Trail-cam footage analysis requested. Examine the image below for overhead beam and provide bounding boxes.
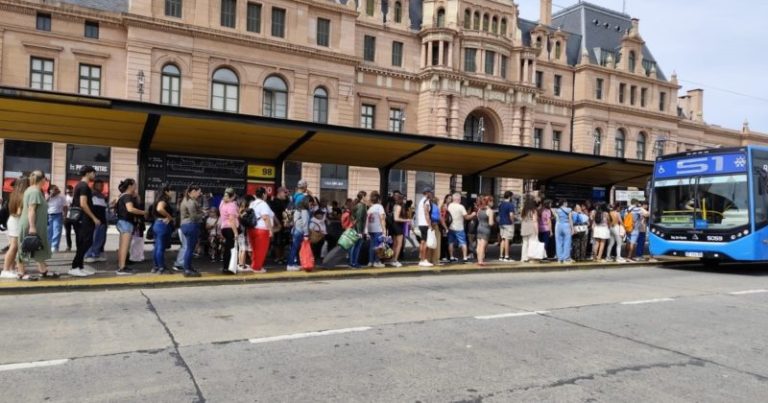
[276,131,316,163]
[383,144,435,170]
[606,172,652,188]
[469,154,530,177]
[137,113,161,198]
[543,162,607,182]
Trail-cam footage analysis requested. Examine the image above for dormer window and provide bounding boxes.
[394,1,402,23]
[628,51,636,73]
[535,36,542,49]
[554,41,562,59]
[436,8,445,28]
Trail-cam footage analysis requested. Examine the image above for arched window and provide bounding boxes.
[263,75,288,118]
[211,67,238,112]
[615,129,626,158]
[160,64,181,106]
[436,8,445,28]
[464,9,471,29]
[593,128,602,155]
[366,0,374,17]
[628,51,636,73]
[555,41,562,59]
[500,18,507,36]
[473,12,480,30]
[482,14,489,31]
[491,16,498,34]
[313,87,328,124]
[394,1,402,24]
[636,132,647,160]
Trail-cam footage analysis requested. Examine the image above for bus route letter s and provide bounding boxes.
[656,153,747,179]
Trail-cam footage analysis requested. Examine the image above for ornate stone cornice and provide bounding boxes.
[573,100,680,124]
[574,63,677,89]
[538,96,572,108]
[357,64,419,80]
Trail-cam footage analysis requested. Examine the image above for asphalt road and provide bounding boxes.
[1,264,767,402]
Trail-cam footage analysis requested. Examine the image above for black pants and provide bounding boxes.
[221,228,235,271]
[72,218,95,269]
[65,220,73,250]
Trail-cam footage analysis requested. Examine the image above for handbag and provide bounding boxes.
[338,228,360,250]
[574,225,588,233]
[67,206,83,223]
[375,243,394,260]
[309,222,325,244]
[130,235,145,262]
[227,243,239,274]
[299,238,315,271]
[426,228,437,249]
[529,240,546,260]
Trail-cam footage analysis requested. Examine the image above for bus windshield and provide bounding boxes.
[652,174,749,230]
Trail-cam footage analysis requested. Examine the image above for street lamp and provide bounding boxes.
[136,70,145,102]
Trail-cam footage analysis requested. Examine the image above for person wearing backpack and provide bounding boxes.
[625,199,649,262]
[248,187,275,273]
[348,192,368,268]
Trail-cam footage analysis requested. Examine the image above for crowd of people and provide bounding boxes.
[0,167,652,281]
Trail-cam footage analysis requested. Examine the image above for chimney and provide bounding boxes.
[540,0,552,26]
[687,89,704,122]
[631,18,640,35]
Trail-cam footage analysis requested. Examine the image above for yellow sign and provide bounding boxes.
[248,164,276,179]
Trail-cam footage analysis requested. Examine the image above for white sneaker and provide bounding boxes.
[95,256,107,262]
[238,266,255,273]
[68,268,90,277]
[84,257,97,263]
[616,257,626,263]
[286,265,301,272]
[83,266,97,275]
[373,262,385,268]
[390,261,403,268]
[418,260,434,267]
[0,270,18,279]
[254,269,267,274]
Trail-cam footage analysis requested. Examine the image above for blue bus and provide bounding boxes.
[649,146,768,262]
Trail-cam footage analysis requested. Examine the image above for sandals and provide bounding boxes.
[39,271,60,279]
[17,274,39,281]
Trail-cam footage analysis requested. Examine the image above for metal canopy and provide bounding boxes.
[0,87,652,188]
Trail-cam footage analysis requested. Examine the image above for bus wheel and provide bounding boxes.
[701,258,720,268]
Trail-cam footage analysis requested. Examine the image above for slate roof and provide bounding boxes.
[60,0,128,13]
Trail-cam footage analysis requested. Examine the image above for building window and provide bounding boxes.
[555,41,562,59]
[165,0,182,18]
[392,41,403,67]
[654,139,664,157]
[464,48,476,72]
[388,169,407,195]
[394,1,403,23]
[211,67,239,113]
[463,9,471,29]
[160,64,181,106]
[554,74,562,96]
[535,71,543,89]
[659,91,667,112]
[630,85,636,105]
[643,59,656,77]
[593,128,602,155]
[84,21,99,39]
[615,129,626,158]
[389,108,404,132]
[313,87,328,124]
[363,35,376,62]
[473,12,480,30]
[436,8,445,27]
[30,57,54,91]
[361,104,375,129]
[500,18,507,35]
[431,42,440,65]
[78,64,101,96]
[316,18,330,47]
[482,14,489,31]
[596,78,604,100]
[263,75,288,118]
[271,7,285,37]
[220,0,236,28]
[415,171,435,194]
[637,132,647,160]
[641,88,647,107]
[247,2,261,33]
[500,56,508,79]
[366,0,374,16]
[553,131,561,151]
[533,128,543,148]
[491,17,498,34]
[628,51,636,73]
[36,13,51,31]
[484,51,495,75]
[619,83,626,103]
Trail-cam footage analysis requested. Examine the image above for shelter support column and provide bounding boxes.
[137,114,160,199]
[379,167,391,196]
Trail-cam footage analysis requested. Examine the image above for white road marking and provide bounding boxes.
[249,327,372,344]
[729,289,768,295]
[0,359,69,372]
[475,311,550,320]
[621,298,675,305]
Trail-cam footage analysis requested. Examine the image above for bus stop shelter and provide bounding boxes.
[0,87,653,196]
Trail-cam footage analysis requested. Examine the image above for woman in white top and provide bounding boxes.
[46,184,66,253]
[592,203,611,261]
[1,178,29,279]
[366,191,387,268]
[246,187,274,273]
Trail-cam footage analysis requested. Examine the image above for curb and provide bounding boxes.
[0,259,685,294]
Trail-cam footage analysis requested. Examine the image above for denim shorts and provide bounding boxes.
[116,219,134,235]
[448,230,467,246]
[628,230,640,245]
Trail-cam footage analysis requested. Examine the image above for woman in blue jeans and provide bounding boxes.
[554,199,574,263]
[287,197,310,271]
[366,191,387,268]
[152,185,175,274]
[179,185,203,277]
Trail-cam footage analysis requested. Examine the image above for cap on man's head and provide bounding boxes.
[422,187,433,194]
[297,179,308,189]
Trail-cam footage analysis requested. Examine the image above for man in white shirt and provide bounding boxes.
[416,187,434,267]
[247,187,275,273]
[447,193,476,263]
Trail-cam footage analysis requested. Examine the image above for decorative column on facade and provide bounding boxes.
[427,42,433,66]
[436,94,449,137]
[544,121,553,149]
[522,104,534,146]
[447,41,453,67]
[437,40,443,66]
[530,59,537,84]
[511,99,523,145]
[449,94,460,139]
[522,58,529,83]
[420,43,426,68]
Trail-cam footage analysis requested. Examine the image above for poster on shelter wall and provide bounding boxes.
[66,145,111,197]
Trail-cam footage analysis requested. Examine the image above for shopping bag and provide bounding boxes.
[426,228,437,249]
[300,238,315,271]
[337,228,360,250]
[130,235,145,262]
[529,240,546,260]
[228,244,239,274]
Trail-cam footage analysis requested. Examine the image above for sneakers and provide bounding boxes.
[94,256,107,262]
[253,268,267,274]
[84,257,96,263]
[172,265,184,272]
[286,265,301,272]
[418,260,434,267]
[449,257,458,263]
[238,266,255,273]
[389,261,403,268]
[115,267,134,276]
[68,268,92,277]
[462,259,470,264]
[83,266,97,275]
[183,270,202,277]
[0,270,18,279]
[372,262,385,268]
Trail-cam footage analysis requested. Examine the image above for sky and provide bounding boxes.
[517,0,768,134]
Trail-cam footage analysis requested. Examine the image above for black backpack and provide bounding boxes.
[0,200,9,231]
[240,208,258,229]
